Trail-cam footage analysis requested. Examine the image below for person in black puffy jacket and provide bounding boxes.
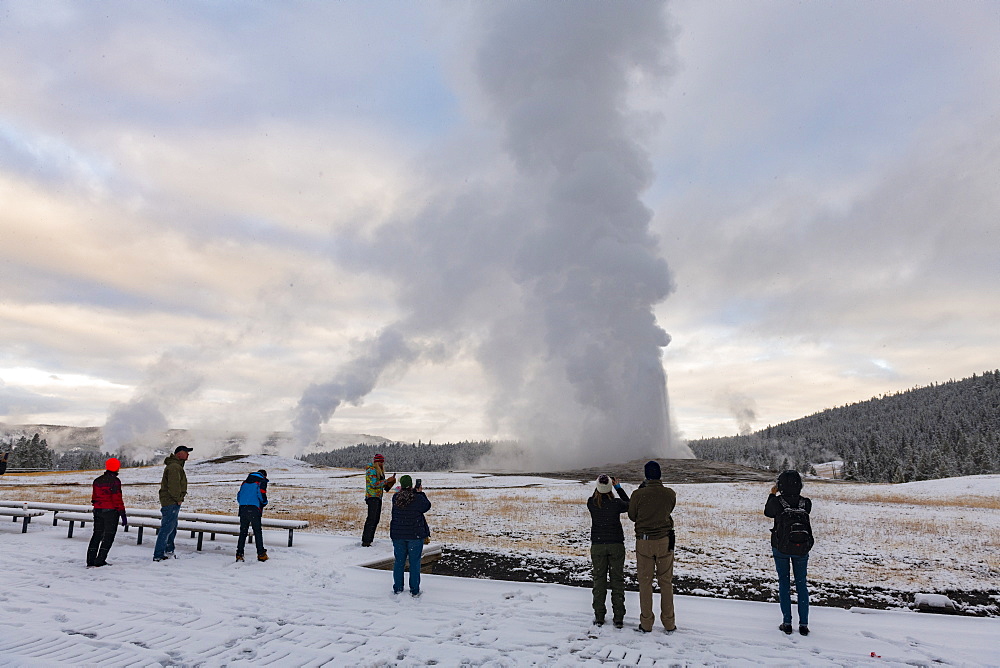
[587,474,630,628]
[764,469,812,636]
[389,475,431,596]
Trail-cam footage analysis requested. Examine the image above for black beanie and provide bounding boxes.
[644,460,661,480]
[777,469,802,495]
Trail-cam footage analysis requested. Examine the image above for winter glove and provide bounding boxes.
[121,511,128,528]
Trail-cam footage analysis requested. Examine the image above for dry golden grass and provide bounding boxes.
[443,488,475,502]
[0,486,91,505]
[811,488,1000,510]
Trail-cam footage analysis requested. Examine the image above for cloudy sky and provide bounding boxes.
[1,1,998,454]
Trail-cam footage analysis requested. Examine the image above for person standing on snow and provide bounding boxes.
[390,475,431,596]
[765,469,813,636]
[153,445,192,562]
[588,474,630,628]
[361,453,396,547]
[0,451,8,475]
[236,469,269,562]
[87,457,127,567]
[627,460,677,634]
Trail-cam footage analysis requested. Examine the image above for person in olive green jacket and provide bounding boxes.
[153,446,192,561]
[627,460,677,633]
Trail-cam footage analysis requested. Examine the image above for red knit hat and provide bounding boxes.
[373,453,385,462]
[105,458,121,472]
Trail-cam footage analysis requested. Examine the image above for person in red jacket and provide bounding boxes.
[88,457,127,567]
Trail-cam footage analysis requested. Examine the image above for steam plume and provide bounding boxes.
[294,1,692,466]
[103,350,204,461]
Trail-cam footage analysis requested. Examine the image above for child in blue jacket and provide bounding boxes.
[236,470,269,562]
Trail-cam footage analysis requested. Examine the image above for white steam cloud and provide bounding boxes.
[294,1,693,467]
[103,350,204,461]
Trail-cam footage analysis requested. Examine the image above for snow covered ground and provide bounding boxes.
[1,457,998,665]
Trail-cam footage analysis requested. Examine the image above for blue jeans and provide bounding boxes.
[154,504,181,559]
[392,539,424,594]
[772,546,809,625]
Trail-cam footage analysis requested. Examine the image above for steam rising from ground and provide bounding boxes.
[295,1,693,467]
[102,350,204,462]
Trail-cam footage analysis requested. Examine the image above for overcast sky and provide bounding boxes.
[1,1,998,451]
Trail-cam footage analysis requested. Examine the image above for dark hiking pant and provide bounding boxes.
[87,509,120,566]
[236,505,265,557]
[361,497,382,545]
[591,543,626,623]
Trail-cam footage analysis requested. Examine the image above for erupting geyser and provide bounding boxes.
[294,0,692,467]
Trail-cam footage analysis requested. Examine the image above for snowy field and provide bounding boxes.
[1,456,999,666]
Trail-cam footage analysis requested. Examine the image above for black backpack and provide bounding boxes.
[773,497,814,555]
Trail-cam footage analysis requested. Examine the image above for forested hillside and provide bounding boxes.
[302,440,503,471]
[688,370,1000,482]
[1,433,146,470]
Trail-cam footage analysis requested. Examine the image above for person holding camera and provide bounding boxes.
[588,474,630,628]
[362,453,396,547]
[389,475,431,597]
[765,470,813,636]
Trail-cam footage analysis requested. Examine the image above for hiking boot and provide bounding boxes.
[236,554,244,562]
[410,590,421,598]
[779,623,793,635]
[635,626,651,634]
[361,542,372,547]
[257,552,268,562]
[613,620,624,629]
[594,616,605,627]
[799,625,809,636]
[153,557,166,562]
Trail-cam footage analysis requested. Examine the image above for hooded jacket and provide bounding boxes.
[237,471,269,508]
[389,489,431,540]
[158,454,188,507]
[92,470,126,512]
[764,470,812,550]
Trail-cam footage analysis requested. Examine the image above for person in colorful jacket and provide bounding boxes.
[88,457,127,567]
[236,469,269,562]
[361,453,396,547]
